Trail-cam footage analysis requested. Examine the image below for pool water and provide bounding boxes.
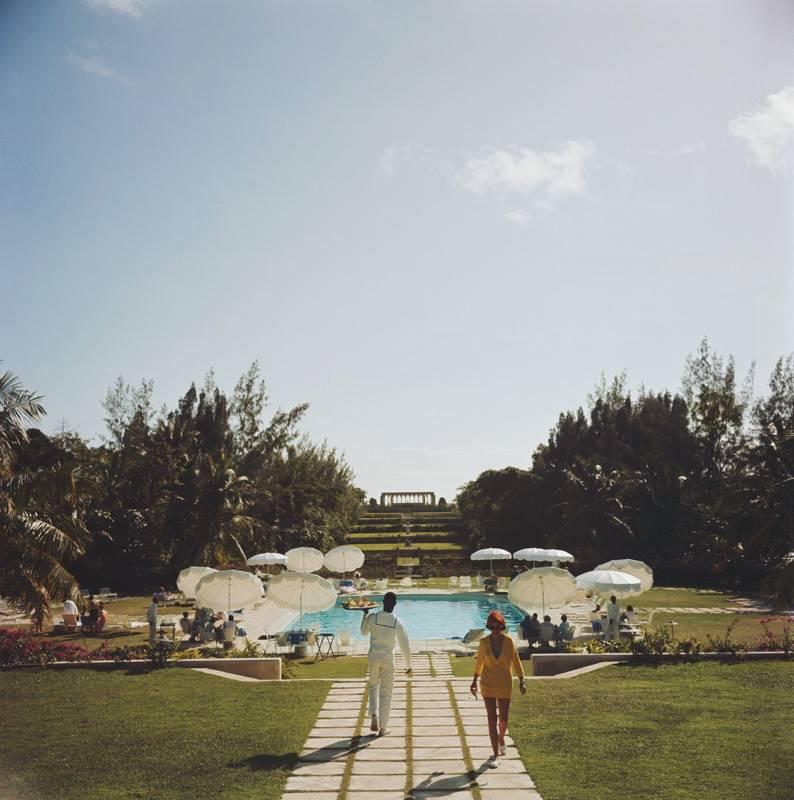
[299,593,524,640]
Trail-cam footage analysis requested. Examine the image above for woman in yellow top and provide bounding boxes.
[470,610,526,767]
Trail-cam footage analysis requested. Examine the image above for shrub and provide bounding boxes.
[755,617,793,657]
[704,621,745,660]
[146,640,176,668]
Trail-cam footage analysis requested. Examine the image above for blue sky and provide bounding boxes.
[1,0,793,500]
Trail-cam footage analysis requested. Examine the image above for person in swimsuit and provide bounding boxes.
[470,610,526,768]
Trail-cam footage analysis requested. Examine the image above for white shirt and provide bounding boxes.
[222,619,236,641]
[360,610,411,669]
[63,600,79,616]
[607,601,620,623]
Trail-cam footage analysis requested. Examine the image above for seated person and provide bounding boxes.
[623,604,636,624]
[179,611,192,638]
[539,615,556,646]
[520,612,541,643]
[556,613,573,641]
[94,602,108,634]
[222,614,237,649]
[213,611,227,643]
[483,575,497,592]
[590,604,603,633]
[337,579,356,595]
[154,586,171,604]
[356,576,369,591]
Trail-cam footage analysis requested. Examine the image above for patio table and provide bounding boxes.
[315,632,335,660]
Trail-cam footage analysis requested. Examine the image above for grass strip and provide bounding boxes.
[447,680,482,800]
[336,680,369,800]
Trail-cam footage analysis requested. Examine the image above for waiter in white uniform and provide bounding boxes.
[357,591,411,736]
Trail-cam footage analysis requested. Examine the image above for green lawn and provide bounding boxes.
[636,587,746,608]
[450,652,534,678]
[0,669,327,800]
[509,662,794,800]
[288,654,368,679]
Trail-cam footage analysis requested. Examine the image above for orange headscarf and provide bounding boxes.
[486,610,506,630]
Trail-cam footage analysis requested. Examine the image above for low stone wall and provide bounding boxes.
[531,651,790,676]
[8,657,282,680]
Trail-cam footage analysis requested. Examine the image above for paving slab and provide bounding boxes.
[465,735,514,748]
[413,735,466,749]
[280,793,338,800]
[409,725,459,736]
[284,775,343,793]
[349,774,407,791]
[469,747,520,762]
[411,760,469,775]
[413,747,467,761]
[346,792,407,800]
[355,747,408,761]
[303,737,357,750]
[472,759,528,774]
[291,760,347,776]
[413,791,474,800]
[351,760,408,775]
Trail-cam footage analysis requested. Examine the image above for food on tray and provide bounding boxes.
[342,597,377,609]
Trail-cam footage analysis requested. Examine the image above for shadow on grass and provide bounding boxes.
[227,753,300,771]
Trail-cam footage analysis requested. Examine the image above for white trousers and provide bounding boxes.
[605,618,619,641]
[149,622,157,643]
[367,654,395,729]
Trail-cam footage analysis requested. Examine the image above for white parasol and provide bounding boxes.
[575,569,643,599]
[513,547,575,564]
[595,558,654,593]
[176,566,217,601]
[267,571,337,627]
[285,547,325,574]
[508,567,577,615]
[324,545,365,576]
[471,547,512,576]
[194,569,264,614]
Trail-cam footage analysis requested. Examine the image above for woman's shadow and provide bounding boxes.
[410,769,477,796]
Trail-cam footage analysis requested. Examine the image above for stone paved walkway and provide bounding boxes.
[282,655,542,800]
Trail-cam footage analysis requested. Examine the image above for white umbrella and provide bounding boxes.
[324,545,365,576]
[176,566,217,600]
[246,552,287,576]
[285,547,325,574]
[595,558,654,593]
[508,567,577,615]
[267,571,337,627]
[471,547,512,576]
[575,569,643,599]
[514,547,574,564]
[194,569,264,614]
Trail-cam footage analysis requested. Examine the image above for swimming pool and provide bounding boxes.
[299,593,524,640]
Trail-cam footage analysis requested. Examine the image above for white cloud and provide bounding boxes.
[84,0,145,17]
[379,148,396,177]
[504,209,531,226]
[648,140,706,159]
[457,140,595,199]
[67,51,128,83]
[729,85,794,172]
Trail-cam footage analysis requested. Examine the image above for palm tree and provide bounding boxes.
[0,369,88,626]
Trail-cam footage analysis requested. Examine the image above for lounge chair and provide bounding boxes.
[375,578,388,591]
[55,613,80,634]
[336,629,352,654]
[399,576,413,588]
[459,576,472,590]
[98,587,118,600]
[496,577,509,592]
[462,628,485,651]
[448,576,459,588]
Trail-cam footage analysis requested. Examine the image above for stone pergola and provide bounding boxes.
[380,491,436,507]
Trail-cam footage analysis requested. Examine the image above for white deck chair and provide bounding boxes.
[448,576,459,588]
[399,576,413,588]
[459,576,472,589]
[496,577,509,591]
[375,578,388,591]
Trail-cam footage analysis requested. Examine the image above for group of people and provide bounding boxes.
[519,612,573,647]
[590,597,635,640]
[63,594,108,635]
[147,597,242,648]
[354,593,524,769]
